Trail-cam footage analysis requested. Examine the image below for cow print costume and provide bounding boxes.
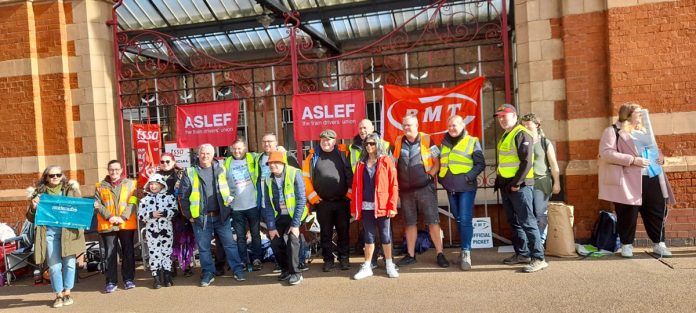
[138,174,177,276]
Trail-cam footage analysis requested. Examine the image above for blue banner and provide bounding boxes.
[642,146,663,178]
[35,194,95,229]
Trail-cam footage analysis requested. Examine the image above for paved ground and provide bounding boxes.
[1,247,695,313]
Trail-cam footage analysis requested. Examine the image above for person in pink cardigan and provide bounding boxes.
[598,102,676,258]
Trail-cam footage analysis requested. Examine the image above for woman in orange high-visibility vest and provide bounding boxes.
[94,160,139,293]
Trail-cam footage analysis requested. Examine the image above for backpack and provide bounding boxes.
[402,230,433,255]
[590,211,620,252]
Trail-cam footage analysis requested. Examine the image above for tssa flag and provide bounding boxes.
[176,101,240,148]
[292,90,366,141]
[132,123,160,187]
[381,77,485,145]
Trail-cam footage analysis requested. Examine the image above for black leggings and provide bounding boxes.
[614,176,668,245]
[101,230,136,284]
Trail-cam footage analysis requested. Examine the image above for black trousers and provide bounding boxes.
[101,230,136,284]
[614,176,668,245]
[270,215,301,274]
[315,199,350,262]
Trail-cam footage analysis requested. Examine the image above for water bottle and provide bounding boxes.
[33,269,42,285]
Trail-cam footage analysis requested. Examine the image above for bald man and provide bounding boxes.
[349,119,391,173]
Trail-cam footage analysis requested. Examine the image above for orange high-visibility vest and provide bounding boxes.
[302,144,352,205]
[393,132,434,172]
[95,179,138,232]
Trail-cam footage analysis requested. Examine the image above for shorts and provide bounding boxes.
[399,184,439,226]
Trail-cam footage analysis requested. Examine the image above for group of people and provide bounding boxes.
[24,101,674,308]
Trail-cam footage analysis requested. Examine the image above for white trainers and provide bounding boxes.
[385,263,399,278]
[460,250,471,271]
[620,244,633,258]
[353,263,373,280]
[653,242,672,257]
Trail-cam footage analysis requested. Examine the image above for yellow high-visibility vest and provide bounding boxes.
[439,135,477,177]
[497,124,534,179]
[266,166,308,221]
[224,153,258,186]
[186,166,232,218]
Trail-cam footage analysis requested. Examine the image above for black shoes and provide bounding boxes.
[397,254,417,267]
[339,259,351,271]
[278,271,291,281]
[436,253,450,268]
[152,274,162,289]
[163,270,174,287]
[322,261,335,272]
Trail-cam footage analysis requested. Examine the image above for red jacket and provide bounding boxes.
[350,155,399,220]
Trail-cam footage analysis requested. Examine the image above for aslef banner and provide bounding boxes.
[292,90,366,141]
[132,123,160,187]
[381,76,485,145]
[176,101,240,148]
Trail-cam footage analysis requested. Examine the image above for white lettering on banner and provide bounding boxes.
[301,104,356,119]
[184,113,233,129]
[135,129,159,143]
[423,105,442,123]
[387,92,479,130]
[52,205,78,213]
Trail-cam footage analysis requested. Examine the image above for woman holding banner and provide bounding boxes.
[26,166,84,308]
[598,102,676,258]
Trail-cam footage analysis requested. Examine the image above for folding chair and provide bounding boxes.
[77,215,105,280]
[1,220,42,286]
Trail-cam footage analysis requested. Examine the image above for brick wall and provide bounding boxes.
[0,76,39,158]
[0,0,85,227]
[562,0,696,244]
[607,0,696,112]
[0,4,31,62]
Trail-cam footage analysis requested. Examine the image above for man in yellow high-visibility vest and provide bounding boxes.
[494,104,547,273]
[262,151,308,285]
[180,143,246,286]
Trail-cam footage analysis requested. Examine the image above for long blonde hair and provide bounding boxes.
[617,102,644,132]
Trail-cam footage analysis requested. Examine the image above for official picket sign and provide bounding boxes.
[472,217,494,249]
[165,142,191,168]
[292,90,366,141]
[381,77,485,145]
[35,194,95,230]
[176,101,240,148]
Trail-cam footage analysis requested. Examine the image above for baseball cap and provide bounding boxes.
[493,104,517,117]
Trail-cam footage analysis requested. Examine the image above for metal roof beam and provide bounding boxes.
[256,0,341,54]
[148,0,453,38]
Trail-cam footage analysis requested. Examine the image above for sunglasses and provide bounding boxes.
[160,160,172,164]
[47,173,63,178]
[365,142,377,146]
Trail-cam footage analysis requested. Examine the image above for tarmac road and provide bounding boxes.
[1,247,695,313]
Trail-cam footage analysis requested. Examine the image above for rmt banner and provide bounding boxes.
[381,77,485,145]
[176,101,240,148]
[292,90,366,141]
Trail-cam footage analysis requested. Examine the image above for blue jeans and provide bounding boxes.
[532,188,550,244]
[447,190,477,251]
[46,227,76,294]
[192,215,244,276]
[501,186,544,260]
[231,207,263,264]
